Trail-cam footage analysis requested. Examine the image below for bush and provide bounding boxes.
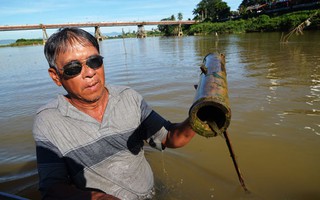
[188,9,319,34]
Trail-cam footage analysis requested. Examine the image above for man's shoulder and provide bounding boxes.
[108,85,141,98]
[36,97,59,115]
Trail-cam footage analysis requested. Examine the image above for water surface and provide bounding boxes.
[0,31,319,199]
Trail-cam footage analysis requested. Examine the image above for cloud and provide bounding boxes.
[0,1,70,15]
[1,7,43,15]
[0,0,197,27]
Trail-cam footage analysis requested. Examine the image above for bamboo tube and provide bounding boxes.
[189,53,249,192]
[189,53,230,137]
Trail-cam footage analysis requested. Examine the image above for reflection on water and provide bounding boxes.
[0,31,319,199]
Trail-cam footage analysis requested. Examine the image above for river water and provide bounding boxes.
[0,31,319,200]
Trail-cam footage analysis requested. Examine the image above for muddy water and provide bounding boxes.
[0,31,319,199]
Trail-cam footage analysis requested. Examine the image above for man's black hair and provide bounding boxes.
[44,27,100,68]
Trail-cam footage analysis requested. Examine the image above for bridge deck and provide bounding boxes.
[0,20,197,31]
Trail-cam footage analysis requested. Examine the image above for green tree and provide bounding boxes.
[178,12,183,20]
[239,0,268,8]
[238,0,270,14]
[158,15,176,36]
[193,0,231,21]
[193,0,207,20]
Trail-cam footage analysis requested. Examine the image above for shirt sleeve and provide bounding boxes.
[143,111,172,151]
[135,107,172,151]
[133,89,172,151]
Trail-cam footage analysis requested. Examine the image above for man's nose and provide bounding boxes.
[82,64,96,78]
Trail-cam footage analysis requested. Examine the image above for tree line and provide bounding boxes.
[192,0,320,21]
[158,0,320,36]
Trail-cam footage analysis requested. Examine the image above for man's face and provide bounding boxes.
[49,41,106,103]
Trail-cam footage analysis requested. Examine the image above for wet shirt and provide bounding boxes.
[33,85,170,199]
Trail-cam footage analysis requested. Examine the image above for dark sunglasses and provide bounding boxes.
[60,55,104,79]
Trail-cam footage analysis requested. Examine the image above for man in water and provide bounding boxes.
[33,27,196,200]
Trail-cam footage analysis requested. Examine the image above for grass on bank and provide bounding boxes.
[0,38,43,47]
[188,9,320,35]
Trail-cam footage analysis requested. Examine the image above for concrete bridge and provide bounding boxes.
[0,20,197,42]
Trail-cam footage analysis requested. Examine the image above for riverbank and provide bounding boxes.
[188,9,320,35]
[0,38,43,47]
[1,9,319,47]
[0,31,164,47]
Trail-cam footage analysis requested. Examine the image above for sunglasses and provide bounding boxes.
[59,55,104,79]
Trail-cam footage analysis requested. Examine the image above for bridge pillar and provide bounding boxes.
[137,25,147,38]
[177,23,183,37]
[94,26,107,41]
[41,26,48,44]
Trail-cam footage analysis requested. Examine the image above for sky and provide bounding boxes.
[0,0,242,40]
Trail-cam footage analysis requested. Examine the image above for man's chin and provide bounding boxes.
[81,94,102,103]
[82,89,106,103]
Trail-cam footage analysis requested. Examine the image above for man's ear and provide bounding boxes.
[48,67,62,86]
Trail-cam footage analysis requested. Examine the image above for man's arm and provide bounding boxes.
[162,118,196,148]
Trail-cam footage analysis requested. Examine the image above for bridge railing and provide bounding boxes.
[0,20,197,31]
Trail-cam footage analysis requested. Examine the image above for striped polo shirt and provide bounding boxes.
[33,85,170,199]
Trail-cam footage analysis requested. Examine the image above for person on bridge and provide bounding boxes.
[32,27,196,200]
